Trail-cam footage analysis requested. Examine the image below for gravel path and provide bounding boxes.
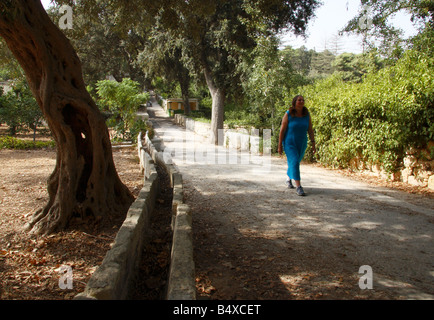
[148,100,434,300]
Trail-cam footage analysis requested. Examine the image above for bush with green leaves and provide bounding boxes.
[0,80,43,138]
[96,78,150,142]
[0,136,55,149]
[296,49,433,173]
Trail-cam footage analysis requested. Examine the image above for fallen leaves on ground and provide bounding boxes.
[0,146,143,300]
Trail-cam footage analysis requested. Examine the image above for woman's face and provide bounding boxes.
[295,96,305,108]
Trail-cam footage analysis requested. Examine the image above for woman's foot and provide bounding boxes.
[296,186,306,196]
[286,179,295,189]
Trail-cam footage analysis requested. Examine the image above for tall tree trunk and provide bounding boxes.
[0,0,134,235]
[174,48,191,115]
[182,93,191,116]
[180,77,191,116]
[203,66,225,145]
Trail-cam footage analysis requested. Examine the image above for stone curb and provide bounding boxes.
[74,111,195,300]
[142,131,196,300]
[74,155,159,300]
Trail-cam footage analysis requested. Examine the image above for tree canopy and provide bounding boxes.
[343,0,433,57]
[55,0,321,143]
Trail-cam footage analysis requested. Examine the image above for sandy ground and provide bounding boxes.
[0,145,143,300]
[148,101,434,300]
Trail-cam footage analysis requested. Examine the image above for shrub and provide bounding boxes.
[0,80,43,137]
[297,49,433,173]
[96,78,150,141]
[0,136,55,149]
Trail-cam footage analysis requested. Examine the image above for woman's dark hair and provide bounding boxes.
[289,95,308,117]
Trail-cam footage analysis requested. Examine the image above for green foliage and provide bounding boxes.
[96,78,148,112]
[0,136,55,149]
[410,25,434,57]
[224,108,261,128]
[1,41,43,139]
[297,49,433,173]
[242,36,291,128]
[342,0,433,59]
[0,38,25,81]
[0,80,43,137]
[332,51,384,82]
[151,76,177,100]
[49,3,146,87]
[309,49,336,79]
[95,78,150,141]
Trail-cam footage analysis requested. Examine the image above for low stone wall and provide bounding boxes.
[142,131,196,300]
[75,126,195,300]
[75,148,160,300]
[174,114,213,139]
[401,145,434,189]
[349,145,433,190]
[173,113,260,154]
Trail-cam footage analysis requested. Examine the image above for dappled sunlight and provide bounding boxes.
[148,98,434,299]
[350,221,382,230]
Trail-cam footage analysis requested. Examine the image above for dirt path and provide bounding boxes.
[148,101,434,300]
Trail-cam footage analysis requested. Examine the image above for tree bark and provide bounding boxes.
[173,48,191,115]
[0,0,134,235]
[203,65,225,145]
[180,78,191,116]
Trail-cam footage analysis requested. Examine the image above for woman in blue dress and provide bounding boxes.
[278,95,316,196]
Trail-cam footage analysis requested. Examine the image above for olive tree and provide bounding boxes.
[0,0,134,235]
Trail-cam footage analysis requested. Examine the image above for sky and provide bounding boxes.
[279,0,419,54]
[42,0,419,54]
[41,0,52,8]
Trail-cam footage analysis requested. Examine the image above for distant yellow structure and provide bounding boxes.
[164,98,199,115]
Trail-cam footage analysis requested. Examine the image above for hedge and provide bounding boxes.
[295,49,433,173]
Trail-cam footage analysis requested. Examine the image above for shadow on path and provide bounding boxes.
[147,99,434,300]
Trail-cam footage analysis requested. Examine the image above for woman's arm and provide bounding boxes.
[308,115,316,154]
[278,113,289,155]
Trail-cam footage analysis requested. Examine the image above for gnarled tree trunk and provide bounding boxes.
[0,0,134,235]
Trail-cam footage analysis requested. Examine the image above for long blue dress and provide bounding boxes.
[283,110,310,181]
